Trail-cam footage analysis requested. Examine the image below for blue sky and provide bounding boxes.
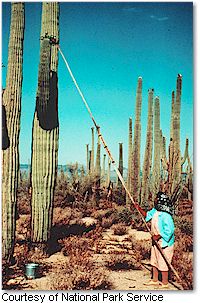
[2,2,193,168]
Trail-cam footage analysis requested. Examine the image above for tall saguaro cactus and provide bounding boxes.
[102,154,106,187]
[126,117,132,203]
[117,143,123,190]
[152,97,161,199]
[172,74,182,192]
[131,77,142,202]
[86,144,89,174]
[168,91,175,191]
[2,3,25,261]
[141,89,154,208]
[91,127,95,174]
[95,138,101,186]
[31,2,59,244]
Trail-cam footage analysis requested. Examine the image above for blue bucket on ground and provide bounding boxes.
[25,263,39,279]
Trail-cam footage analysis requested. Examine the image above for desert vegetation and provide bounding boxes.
[2,2,193,291]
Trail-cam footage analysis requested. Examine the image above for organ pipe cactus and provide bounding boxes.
[2,3,25,261]
[152,97,161,200]
[117,143,123,190]
[31,2,59,244]
[141,89,154,208]
[131,77,142,202]
[168,91,175,190]
[172,74,182,193]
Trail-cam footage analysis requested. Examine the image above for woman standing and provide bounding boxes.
[135,192,175,288]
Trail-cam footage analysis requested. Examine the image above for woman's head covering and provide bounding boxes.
[155,192,174,215]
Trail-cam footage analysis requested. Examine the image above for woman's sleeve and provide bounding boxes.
[145,208,156,222]
[160,214,175,242]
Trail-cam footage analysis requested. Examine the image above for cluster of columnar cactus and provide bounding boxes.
[131,77,142,202]
[2,3,25,260]
[141,89,154,207]
[31,2,59,244]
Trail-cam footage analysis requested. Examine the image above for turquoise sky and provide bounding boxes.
[2,2,193,169]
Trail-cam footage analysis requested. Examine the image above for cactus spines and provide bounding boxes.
[131,77,142,202]
[31,2,59,244]
[141,88,154,208]
[2,3,25,261]
[117,143,123,190]
[91,127,95,174]
[152,96,161,199]
[172,74,182,192]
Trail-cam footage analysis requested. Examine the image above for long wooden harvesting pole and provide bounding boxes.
[56,45,184,289]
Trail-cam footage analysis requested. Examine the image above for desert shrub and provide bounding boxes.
[15,215,31,241]
[98,199,114,210]
[49,239,111,291]
[17,188,31,215]
[112,188,126,205]
[84,225,103,241]
[49,261,111,290]
[59,235,94,257]
[133,240,151,260]
[101,217,114,229]
[105,253,141,271]
[14,243,47,268]
[175,228,193,252]
[52,207,83,226]
[112,223,127,235]
[116,207,133,225]
[175,217,193,236]
[172,250,193,290]
[91,209,113,220]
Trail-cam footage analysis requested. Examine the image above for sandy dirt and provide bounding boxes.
[7,220,181,291]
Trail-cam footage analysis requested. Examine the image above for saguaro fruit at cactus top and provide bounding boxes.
[2,3,25,261]
[31,2,59,243]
